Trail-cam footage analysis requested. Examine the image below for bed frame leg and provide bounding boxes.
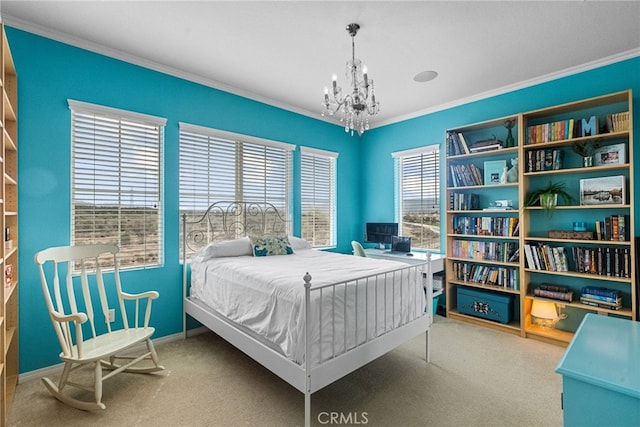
[425,329,431,363]
[305,392,311,427]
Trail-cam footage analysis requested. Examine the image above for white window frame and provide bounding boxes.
[392,144,440,251]
[179,122,294,241]
[300,147,338,249]
[69,99,166,269]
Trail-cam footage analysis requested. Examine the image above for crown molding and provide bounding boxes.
[373,48,640,129]
[1,14,321,119]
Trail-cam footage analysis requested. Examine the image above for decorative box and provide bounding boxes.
[457,287,513,324]
[548,230,594,240]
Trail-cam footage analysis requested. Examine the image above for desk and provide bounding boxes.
[364,249,445,272]
[555,313,640,426]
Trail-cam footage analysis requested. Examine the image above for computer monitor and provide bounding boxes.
[365,222,399,249]
[391,236,411,253]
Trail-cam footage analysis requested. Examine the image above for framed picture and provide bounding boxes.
[483,160,506,186]
[594,143,626,166]
[580,175,626,206]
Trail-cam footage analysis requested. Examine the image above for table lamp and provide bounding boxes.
[531,300,565,328]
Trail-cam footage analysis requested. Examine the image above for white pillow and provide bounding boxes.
[288,235,312,250]
[201,237,252,259]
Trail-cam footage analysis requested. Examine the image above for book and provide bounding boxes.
[534,287,573,302]
[581,286,621,299]
[469,144,503,153]
[580,298,622,310]
[457,132,470,154]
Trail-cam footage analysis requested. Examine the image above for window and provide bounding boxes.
[69,100,165,269]
[300,147,338,248]
[393,145,440,251]
[179,123,294,244]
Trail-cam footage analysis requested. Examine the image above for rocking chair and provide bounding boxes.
[34,244,164,410]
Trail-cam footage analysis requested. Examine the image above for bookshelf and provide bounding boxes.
[1,24,18,426]
[445,115,522,335]
[521,90,634,345]
[445,90,635,345]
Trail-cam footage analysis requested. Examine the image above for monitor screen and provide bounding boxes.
[365,222,399,246]
[391,236,411,253]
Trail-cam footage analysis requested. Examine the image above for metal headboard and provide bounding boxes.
[181,200,288,256]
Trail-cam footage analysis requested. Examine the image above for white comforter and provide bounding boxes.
[190,249,426,366]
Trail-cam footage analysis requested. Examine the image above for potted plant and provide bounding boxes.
[525,181,574,215]
[572,137,603,167]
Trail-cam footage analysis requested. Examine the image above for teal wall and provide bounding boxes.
[7,27,361,372]
[361,57,640,250]
[7,24,640,373]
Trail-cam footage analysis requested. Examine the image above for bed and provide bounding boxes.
[182,201,433,426]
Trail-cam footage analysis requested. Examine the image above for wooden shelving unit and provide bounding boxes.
[1,24,18,427]
[444,114,522,336]
[445,90,636,346]
[521,90,634,345]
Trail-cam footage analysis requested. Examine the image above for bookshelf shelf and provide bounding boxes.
[524,163,629,176]
[445,90,635,346]
[525,294,634,317]
[448,234,520,241]
[448,309,522,334]
[525,236,631,245]
[449,279,520,294]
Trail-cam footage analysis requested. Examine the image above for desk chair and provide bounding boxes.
[351,241,366,257]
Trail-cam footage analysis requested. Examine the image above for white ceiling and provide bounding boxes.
[2,1,640,129]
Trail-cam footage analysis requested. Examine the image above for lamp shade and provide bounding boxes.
[531,300,559,320]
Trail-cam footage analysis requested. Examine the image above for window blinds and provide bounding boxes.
[179,123,294,237]
[300,147,337,248]
[393,145,440,251]
[69,100,166,269]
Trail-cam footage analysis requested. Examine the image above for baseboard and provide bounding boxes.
[17,330,202,384]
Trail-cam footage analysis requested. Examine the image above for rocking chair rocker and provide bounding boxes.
[34,244,164,410]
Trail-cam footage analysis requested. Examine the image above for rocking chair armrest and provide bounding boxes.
[121,290,160,301]
[51,310,88,325]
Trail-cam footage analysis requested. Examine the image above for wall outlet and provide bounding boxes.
[108,308,115,323]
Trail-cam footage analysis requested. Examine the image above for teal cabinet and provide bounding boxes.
[556,314,640,426]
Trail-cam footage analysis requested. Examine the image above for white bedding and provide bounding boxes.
[190,248,427,366]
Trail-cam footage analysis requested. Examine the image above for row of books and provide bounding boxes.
[523,244,569,272]
[531,284,625,310]
[525,148,563,172]
[449,163,483,187]
[449,192,480,211]
[573,246,631,278]
[606,112,630,133]
[525,243,631,278]
[452,262,519,290]
[580,286,622,310]
[594,215,629,241]
[452,216,519,237]
[446,131,471,156]
[451,240,518,263]
[533,283,573,302]
[526,118,580,144]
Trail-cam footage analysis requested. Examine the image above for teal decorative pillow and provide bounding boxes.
[249,235,294,257]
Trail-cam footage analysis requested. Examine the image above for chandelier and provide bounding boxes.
[322,23,380,136]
